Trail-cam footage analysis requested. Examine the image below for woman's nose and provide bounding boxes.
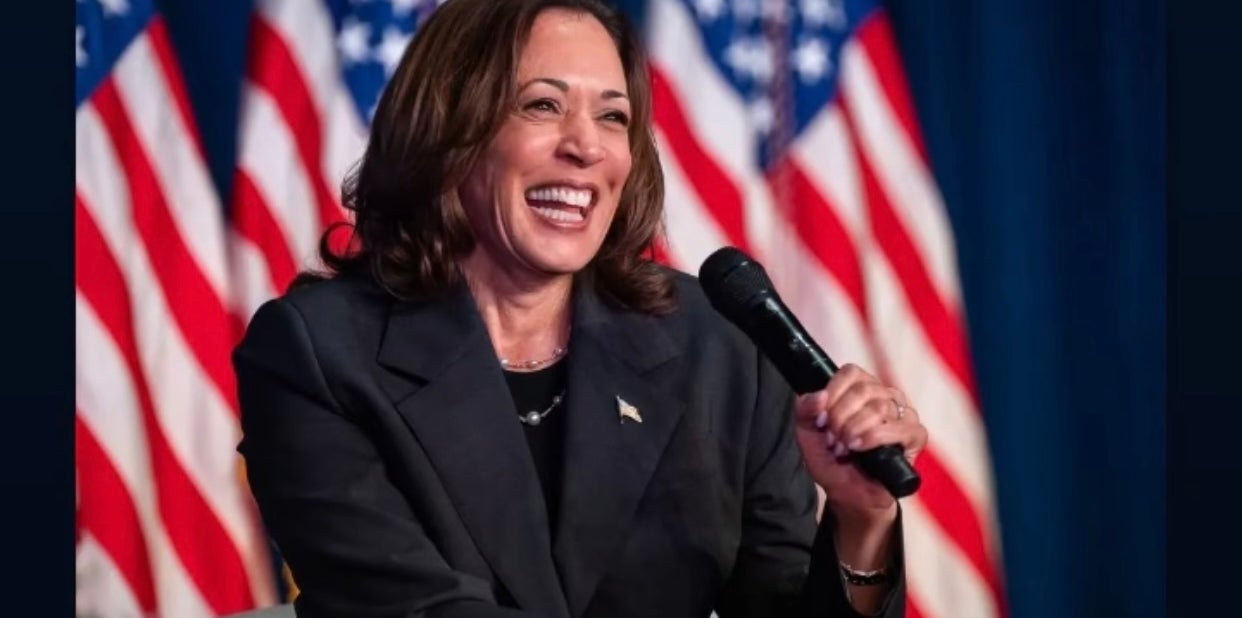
[557,112,605,167]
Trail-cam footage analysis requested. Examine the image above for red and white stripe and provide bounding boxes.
[648,1,1006,616]
[230,0,366,327]
[75,16,276,617]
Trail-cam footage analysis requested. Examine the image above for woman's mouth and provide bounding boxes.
[524,185,595,225]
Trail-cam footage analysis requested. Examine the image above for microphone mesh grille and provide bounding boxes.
[698,247,776,320]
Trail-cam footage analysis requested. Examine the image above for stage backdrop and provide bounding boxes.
[144,0,1164,616]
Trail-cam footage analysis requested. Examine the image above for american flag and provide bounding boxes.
[230,0,432,324]
[77,0,1003,615]
[648,1,1006,616]
[75,0,277,616]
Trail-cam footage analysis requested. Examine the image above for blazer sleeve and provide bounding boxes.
[714,352,906,618]
[235,298,542,618]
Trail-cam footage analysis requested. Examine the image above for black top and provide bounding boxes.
[503,359,568,533]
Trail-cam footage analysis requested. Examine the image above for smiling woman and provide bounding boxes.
[233,1,928,617]
[458,9,636,288]
[314,0,671,316]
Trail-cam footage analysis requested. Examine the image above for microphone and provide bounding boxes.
[699,246,921,498]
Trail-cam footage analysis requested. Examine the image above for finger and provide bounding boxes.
[823,382,892,458]
[889,388,910,410]
[848,420,929,460]
[823,379,890,437]
[838,399,895,451]
[821,364,875,409]
[794,391,832,431]
[894,401,920,425]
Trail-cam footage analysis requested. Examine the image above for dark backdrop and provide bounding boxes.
[157,1,1165,616]
[883,1,1165,617]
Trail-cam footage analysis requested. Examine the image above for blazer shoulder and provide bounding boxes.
[239,272,392,363]
[280,272,389,318]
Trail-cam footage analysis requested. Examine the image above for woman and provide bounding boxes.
[234,0,929,616]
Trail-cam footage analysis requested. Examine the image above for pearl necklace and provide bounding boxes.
[498,345,567,371]
[517,390,566,427]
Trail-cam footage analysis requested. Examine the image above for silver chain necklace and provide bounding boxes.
[499,345,567,371]
[518,389,566,427]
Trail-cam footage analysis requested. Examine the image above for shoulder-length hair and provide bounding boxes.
[308,0,675,313]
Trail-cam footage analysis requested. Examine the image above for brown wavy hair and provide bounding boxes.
[305,0,675,313]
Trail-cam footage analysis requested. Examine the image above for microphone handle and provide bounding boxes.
[751,297,921,498]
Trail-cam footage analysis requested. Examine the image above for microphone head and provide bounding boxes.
[698,247,777,324]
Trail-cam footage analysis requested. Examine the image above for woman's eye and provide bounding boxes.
[525,99,559,113]
[602,111,630,126]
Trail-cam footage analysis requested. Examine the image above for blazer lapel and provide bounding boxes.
[553,286,686,617]
[376,285,570,618]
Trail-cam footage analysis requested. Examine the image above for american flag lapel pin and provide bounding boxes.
[617,396,642,424]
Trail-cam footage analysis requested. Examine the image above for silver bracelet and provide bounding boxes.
[839,560,891,586]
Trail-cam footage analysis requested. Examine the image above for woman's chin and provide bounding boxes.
[519,248,596,277]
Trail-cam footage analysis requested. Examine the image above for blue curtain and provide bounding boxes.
[159,1,1165,615]
[883,0,1165,616]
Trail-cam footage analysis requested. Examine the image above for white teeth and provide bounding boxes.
[525,186,593,207]
[531,206,586,223]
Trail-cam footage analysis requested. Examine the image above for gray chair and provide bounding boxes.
[221,603,296,618]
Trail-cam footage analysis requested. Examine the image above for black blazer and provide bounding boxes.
[235,270,905,618]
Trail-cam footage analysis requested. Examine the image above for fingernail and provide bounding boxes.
[848,437,863,451]
[825,431,837,447]
[815,411,828,430]
[834,442,848,458]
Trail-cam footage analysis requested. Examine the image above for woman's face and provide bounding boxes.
[459,9,633,283]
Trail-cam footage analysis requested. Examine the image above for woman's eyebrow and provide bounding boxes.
[520,77,629,101]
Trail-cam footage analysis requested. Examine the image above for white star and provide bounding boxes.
[792,38,831,83]
[337,17,372,66]
[390,0,423,15]
[97,0,129,17]
[760,0,789,24]
[724,36,774,83]
[693,0,726,21]
[733,0,760,24]
[374,26,412,76]
[800,0,847,30]
[749,97,774,134]
[76,26,88,67]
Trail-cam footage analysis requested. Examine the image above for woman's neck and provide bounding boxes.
[461,252,574,369]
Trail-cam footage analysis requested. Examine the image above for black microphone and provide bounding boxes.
[699,246,921,498]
